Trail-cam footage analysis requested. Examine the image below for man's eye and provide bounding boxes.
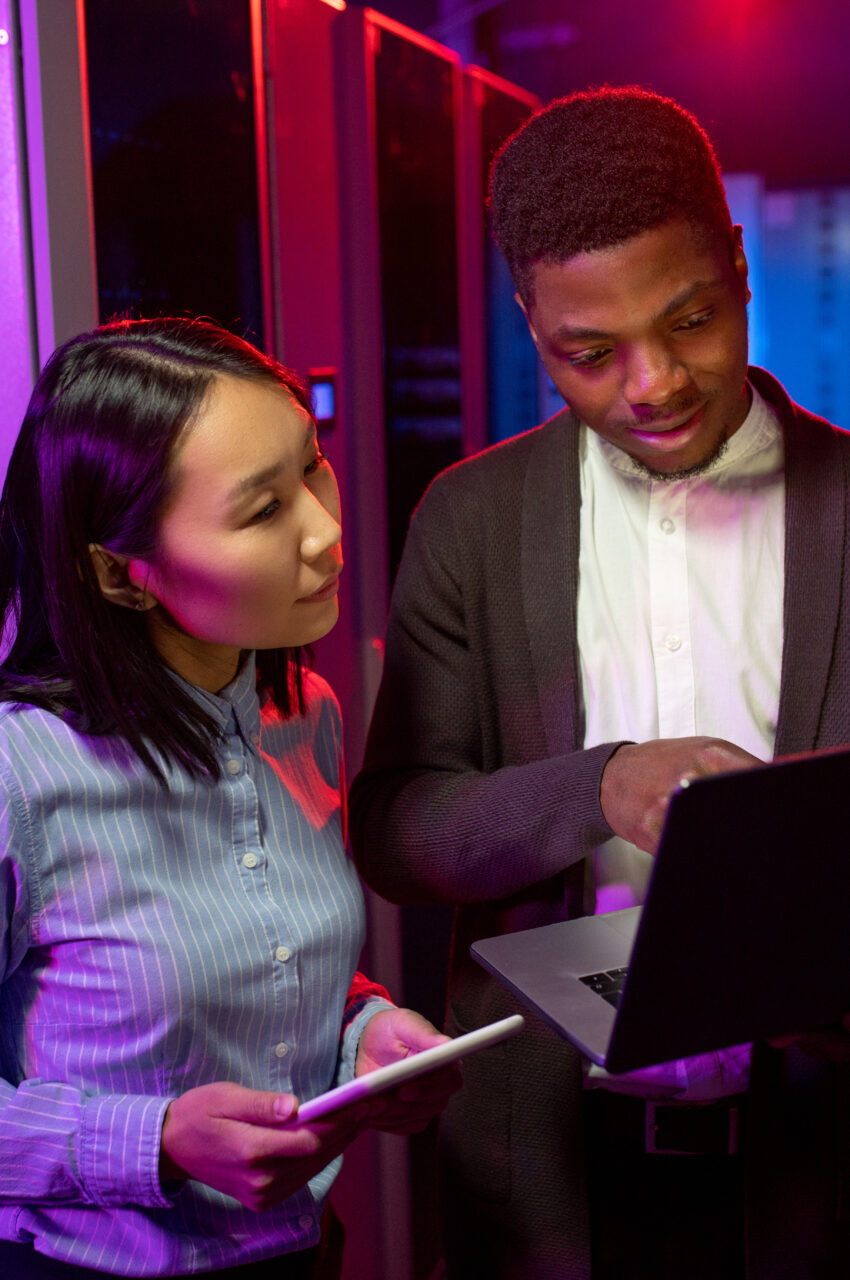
[567,348,610,369]
[676,310,714,332]
[304,447,327,477]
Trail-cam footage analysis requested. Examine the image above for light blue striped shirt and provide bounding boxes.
[0,656,386,1274]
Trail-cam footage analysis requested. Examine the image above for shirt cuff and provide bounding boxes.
[80,1093,176,1208]
[337,997,396,1085]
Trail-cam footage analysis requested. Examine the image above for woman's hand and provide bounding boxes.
[354,1007,463,1134]
[159,1081,367,1211]
[159,1009,462,1210]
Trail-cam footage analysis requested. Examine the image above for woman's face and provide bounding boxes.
[130,373,342,692]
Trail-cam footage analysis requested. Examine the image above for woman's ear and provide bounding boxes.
[88,543,157,612]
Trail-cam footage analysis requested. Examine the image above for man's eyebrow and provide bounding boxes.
[551,321,612,344]
[226,420,317,503]
[550,279,727,346]
[657,278,726,320]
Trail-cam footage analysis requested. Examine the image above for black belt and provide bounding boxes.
[586,1088,746,1155]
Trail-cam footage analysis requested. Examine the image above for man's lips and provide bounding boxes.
[627,404,705,447]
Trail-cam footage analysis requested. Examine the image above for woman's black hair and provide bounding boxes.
[0,316,316,781]
[489,85,735,305]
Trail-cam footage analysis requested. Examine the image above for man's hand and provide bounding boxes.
[600,737,764,854]
[354,1007,463,1135]
[160,1081,367,1211]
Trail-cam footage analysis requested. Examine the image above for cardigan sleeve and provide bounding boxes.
[349,474,621,907]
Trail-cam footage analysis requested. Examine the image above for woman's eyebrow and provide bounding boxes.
[226,422,316,503]
[227,463,284,503]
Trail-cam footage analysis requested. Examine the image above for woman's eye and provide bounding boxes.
[304,447,327,477]
[253,499,280,523]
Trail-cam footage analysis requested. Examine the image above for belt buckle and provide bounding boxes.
[644,1099,740,1155]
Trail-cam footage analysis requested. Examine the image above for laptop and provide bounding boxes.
[471,748,850,1073]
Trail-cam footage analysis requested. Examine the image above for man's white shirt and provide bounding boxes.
[577,384,785,1096]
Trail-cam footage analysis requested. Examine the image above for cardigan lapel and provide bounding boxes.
[521,409,584,758]
[753,369,848,755]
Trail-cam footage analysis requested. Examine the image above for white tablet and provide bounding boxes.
[292,1013,525,1125]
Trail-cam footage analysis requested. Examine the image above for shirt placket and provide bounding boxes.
[224,721,297,1093]
[648,482,696,739]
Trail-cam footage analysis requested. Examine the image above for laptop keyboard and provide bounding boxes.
[579,966,628,1008]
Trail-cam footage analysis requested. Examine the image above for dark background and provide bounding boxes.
[355,0,850,188]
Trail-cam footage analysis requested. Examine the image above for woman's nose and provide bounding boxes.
[300,488,342,562]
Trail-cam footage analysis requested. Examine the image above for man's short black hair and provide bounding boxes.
[488,85,734,305]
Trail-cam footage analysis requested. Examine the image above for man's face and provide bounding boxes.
[521,219,752,478]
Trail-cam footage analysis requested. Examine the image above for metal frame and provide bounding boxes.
[18,0,97,369]
[460,63,539,454]
[0,0,38,478]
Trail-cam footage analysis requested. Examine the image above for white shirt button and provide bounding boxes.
[274,1042,289,1058]
[226,758,241,775]
[659,516,676,534]
[241,852,259,869]
[275,945,291,963]
[664,633,683,652]
[299,1214,314,1231]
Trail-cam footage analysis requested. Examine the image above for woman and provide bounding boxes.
[0,317,457,1278]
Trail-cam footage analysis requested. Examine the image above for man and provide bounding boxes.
[350,87,850,1278]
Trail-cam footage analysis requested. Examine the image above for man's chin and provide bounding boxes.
[628,431,730,482]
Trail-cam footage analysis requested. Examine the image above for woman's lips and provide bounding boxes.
[298,574,341,603]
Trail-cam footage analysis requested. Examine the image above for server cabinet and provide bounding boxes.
[84,0,270,345]
[334,9,466,583]
[763,187,850,432]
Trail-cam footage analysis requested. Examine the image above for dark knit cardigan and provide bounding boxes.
[351,368,850,1279]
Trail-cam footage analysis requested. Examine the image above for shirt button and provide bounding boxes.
[274,1042,289,1058]
[226,759,241,775]
[664,633,683,652]
[251,732,260,746]
[242,852,259,869]
[659,516,676,534]
[299,1214,314,1231]
[275,945,291,963]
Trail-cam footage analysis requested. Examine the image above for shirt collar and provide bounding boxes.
[171,652,263,748]
[586,382,783,482]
